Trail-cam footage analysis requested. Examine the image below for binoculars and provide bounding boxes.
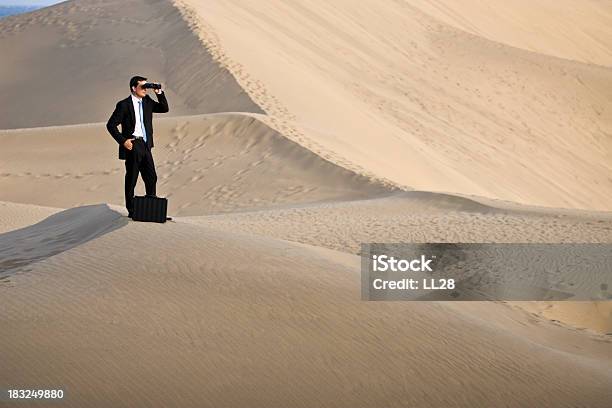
[142,82,162,90]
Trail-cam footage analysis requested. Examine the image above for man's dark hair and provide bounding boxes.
[129,75,147,92]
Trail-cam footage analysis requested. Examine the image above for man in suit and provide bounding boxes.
[106,75,169,218]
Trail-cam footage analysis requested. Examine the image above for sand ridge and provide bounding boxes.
[2,0,611,209]
[0,0,263,129]
[0,201,63,234]
[403,0,612,67]
[1,202,611,407]
[175,0,612,211]
[0,113,398,215]
[0,0,611,406]
[0,204,126,278]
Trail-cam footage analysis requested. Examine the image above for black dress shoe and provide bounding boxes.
[128,211,134,218]
[166,216,173,221]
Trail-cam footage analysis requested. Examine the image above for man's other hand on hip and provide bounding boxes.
[123,138,135,150]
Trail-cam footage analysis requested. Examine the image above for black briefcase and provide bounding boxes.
[132,195,168,223]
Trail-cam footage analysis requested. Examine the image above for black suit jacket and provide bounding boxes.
[106,92,169,160]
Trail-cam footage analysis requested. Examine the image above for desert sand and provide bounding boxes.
[175,0,612,210]
[2,199,612,407]
[0,0,611,407]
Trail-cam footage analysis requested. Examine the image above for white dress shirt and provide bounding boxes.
[130,94,145,138]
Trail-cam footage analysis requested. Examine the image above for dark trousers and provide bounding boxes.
[125,138,157,213]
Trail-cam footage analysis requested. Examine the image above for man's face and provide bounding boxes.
[132,80,147,98]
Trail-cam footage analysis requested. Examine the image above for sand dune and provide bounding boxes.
[180,190,612,332]
[0,0,262,129]
[405,0,612,67]
[2,0,611,209]
[0,204,126,277]
[0,201,62,234]
[1,0,611,406]
[1,202,611,408]
[514,301,612,335]
[180,190,612,255]
[176,0,612,210]
[0,113,396,215]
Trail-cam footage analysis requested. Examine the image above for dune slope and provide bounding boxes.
[0,204,126,277]
[1,1,611,406]
[175,0,612,211]
[0,0,263,129]
[0,201,62,234]
[180,190,612,333]
[1,203,611,408]
[405,0,612,66]
[0,113,397,215]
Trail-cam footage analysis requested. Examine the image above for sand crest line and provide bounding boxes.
[171,0,405,191]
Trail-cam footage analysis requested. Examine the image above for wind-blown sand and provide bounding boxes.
[2,201,611,408]
[0,201,62,234]
[403,0,612,67]
[175,0,612,210]
[0,114,396,215]
[0,0,611,407]
[0,0,262,129]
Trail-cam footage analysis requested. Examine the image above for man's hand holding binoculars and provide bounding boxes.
[141,82,163,94]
